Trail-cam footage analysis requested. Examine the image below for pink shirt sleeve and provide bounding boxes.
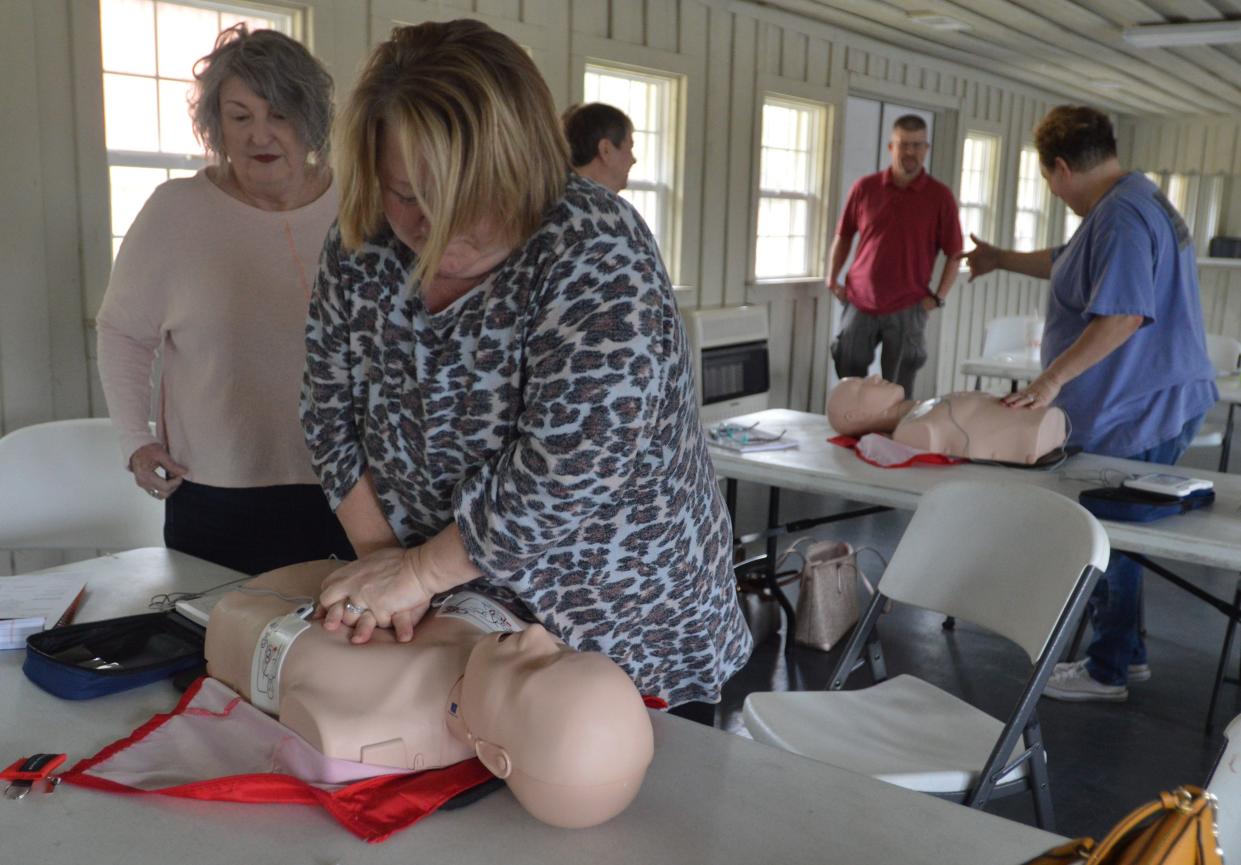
[96,200,168,467]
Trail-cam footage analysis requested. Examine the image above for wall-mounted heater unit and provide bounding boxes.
[685,305,770,424]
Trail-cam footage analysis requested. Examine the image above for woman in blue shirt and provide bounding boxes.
[961,105,1216,701]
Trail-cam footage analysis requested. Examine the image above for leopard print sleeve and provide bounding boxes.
[301,222,366,509]
[452,235,669,574]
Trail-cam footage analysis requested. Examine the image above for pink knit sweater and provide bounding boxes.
[96,171,338,488]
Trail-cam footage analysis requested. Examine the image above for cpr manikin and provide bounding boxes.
[205,561,654,828]
[826,375,1067,464]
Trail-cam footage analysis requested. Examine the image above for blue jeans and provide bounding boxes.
[1085,414,1206,686]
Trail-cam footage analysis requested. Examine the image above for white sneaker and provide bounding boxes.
[1128,663,1151,683]
[1044,660,1128,702]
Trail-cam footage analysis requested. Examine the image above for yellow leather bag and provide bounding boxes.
[1022,787,1223,865]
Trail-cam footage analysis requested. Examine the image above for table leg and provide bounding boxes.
[765,487,797,648]
[1122,552,1241,733]
[1220,403,1238,474]
[1206,575,1241,735]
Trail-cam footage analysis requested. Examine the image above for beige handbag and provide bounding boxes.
[777,539,877,652]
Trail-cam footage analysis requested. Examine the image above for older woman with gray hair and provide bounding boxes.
[97,24,353,574]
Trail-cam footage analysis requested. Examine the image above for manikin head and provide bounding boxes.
[450,624,654,828]
[827,375,910,436]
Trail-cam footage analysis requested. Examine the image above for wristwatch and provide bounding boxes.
[927,292,945,308]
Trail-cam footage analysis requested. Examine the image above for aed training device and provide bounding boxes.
[1079,484,1215,523]
[1122,473,1214,498]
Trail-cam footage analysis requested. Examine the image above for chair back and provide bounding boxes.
[1209,714,1241,861]
[1205,333,1241,374]
[982,315,1041,357]
[878,480,1109,662]
[0,419,164,550]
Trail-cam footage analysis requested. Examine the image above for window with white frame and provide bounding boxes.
[1198,174,1223,255]
[1166,172,1191,218]
[1063,206,1083,243]
[958,132,1000,245]
[584,64,679,270]
[100,0,297,260]
[754,95,827,279]
[1012,146,1049,252]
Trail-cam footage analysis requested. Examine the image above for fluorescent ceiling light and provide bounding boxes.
[1122,20,1241,48]
[907,11,971,32]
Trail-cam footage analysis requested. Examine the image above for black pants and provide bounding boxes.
[164,480,355,575]
[669,700,717,727]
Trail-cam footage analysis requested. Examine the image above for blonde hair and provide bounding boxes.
[335,20,569,285]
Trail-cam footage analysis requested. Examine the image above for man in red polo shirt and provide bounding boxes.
[828,114,963,396]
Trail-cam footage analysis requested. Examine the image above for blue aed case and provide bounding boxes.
[1078,485,1215,523]
[23,612,205,700]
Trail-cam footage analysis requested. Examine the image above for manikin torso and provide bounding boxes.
[206,560,505,770]
[204,561,656,828]
[893,391,1067,463]
[827,376,1066,465]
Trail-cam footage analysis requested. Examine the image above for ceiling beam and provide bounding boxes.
[915,0,1241,112]
[758,0,1168,114]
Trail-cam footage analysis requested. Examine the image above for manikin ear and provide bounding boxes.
[474,740,512,779]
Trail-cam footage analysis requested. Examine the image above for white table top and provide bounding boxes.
[1215,378,1241,406]
[959,353,1041,381]
[711,409,1241,571]
[0,548,1061,865]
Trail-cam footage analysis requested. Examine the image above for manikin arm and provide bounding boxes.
[1003,314,1143,409]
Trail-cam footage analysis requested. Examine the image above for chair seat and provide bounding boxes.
[1190,422,1224,449]
[743,674,1030,794]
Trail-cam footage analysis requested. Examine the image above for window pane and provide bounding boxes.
[104,73,160,151]
[585,64,678,267]
[109,165,167,237]
[1064,208,1083,242]
[621,188,659,240]
[629,130,657,185]
[959,133,998,242]
[1166,173,1188,215]
[756,95,824,278]
[155,1,220,79]
[101,0,156,76]
[158,78,200,154]
[220,12,290,34]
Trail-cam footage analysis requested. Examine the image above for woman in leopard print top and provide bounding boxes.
[300,20,751,707]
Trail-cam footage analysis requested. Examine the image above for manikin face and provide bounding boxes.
[218,77,310,198]
[888,126,930,183]
[598,131,637,193]
[376,124,512,280]
[458,624,651,780]
[826,375,908,436]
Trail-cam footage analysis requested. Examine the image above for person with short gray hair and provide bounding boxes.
[562,102,636,193]
[96,24,352,575]
[191,26,333,166]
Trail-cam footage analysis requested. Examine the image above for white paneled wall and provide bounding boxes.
[5,0,1188,570]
